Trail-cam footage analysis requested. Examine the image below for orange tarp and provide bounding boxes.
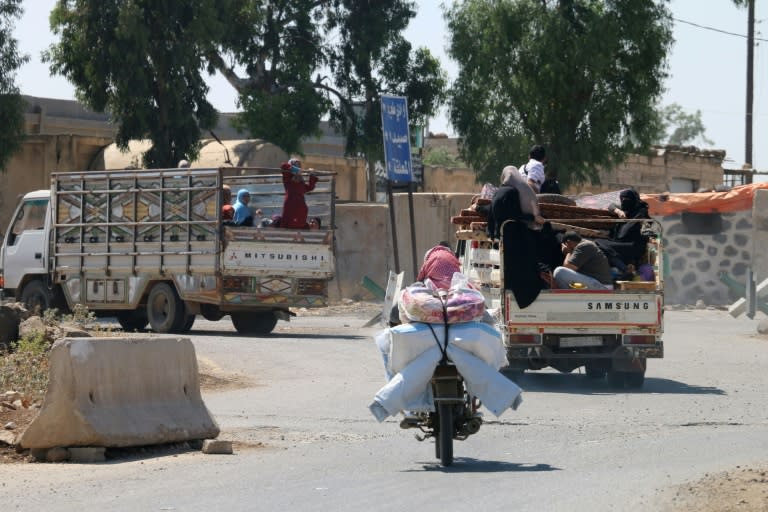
[641,183,768,216]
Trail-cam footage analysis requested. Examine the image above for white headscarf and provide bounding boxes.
[500,165,540,218]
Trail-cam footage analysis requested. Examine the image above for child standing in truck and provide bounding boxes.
[279,158,319,229]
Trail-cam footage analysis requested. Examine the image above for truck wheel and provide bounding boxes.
[178,313,195,333]
[585,364,608,379]
[625,371,645,389]
[501,368,524,383]
[200,304,224,322]
[607,370,625,389]
[231,311,278,335]
[116,309,148,332]
[20,280,54,315]
[147,283,184,334]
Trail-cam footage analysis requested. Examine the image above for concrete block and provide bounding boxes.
[728,276,768,317]
[29,448,48,461]
[202,439,233,455]
[19,337,219,449]
[46,447,69,462]
[68,447,106,463]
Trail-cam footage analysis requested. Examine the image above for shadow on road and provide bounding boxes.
[413,459,560,473]
[185,329,367,341]
[513,373,725,395]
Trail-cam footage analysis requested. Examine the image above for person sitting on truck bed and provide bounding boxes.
[232,189,254,226]
[483,165,545,239]
[597,188,651,268]
[553,231,613,290]
[279,158,319,229]
[221,185,234,222]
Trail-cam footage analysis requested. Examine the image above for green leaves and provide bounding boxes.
[446,0,673,188]
[45,0,226,168]
[0,0,28,171]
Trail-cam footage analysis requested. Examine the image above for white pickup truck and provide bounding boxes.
[0,167,336,334]
[457,216,664,389]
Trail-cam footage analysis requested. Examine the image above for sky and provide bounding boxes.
[11,0,766,170]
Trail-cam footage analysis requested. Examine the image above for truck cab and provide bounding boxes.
[0,190,60,311]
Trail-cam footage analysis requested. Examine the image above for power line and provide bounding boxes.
[675,17,768,42]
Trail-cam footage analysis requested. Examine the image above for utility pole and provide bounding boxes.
[745,0,755,167]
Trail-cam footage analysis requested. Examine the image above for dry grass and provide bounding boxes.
[0,332,50,402]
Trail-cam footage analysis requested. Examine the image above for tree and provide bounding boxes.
[657,104,713,147]
[46,1,446,182]
[445,0,673,187]
[0,0,28,172]
[324,1,447,200]
[44,1,227,168]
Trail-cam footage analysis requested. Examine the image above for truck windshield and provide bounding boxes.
[11,199,48,236]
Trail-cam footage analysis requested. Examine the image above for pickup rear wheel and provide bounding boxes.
[231,311,278,335]
[20,280,54,315]
[585,364,608,379]
[147,283,184,334]
[116,309,148,332]
[177,313,195,333]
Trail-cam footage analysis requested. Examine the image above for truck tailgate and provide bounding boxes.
[504,290,662,328]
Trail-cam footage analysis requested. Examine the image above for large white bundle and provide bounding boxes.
[370,343,522,421]
[381,321,507,375]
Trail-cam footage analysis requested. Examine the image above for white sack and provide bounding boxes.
[384,321,507,374]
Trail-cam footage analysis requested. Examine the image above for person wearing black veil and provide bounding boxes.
[596,189,651,271]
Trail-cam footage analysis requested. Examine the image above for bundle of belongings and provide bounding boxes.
[369,273,523,422]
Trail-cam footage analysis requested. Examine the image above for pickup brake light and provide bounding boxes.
[623,335,656,345]
[507,334,541,344]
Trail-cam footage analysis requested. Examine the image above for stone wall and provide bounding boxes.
[659,210,752,306]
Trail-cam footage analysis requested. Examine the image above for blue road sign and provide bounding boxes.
[380,95,413,183]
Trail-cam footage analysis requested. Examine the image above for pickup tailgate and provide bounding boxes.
[505,290,662,329]
[222,228,334,278]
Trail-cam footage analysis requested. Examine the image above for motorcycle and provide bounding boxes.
[400,355,483,467]
[395,290,483,467]
[376,285,519,467]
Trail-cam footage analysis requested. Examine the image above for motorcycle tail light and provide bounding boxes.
[471,240,479,249]
[623,335,656,345]
[507,334,541,344]
[0,275,4,288]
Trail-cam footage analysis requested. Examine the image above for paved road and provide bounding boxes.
[2,309,767,511]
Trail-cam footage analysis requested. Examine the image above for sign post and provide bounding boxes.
[381,95,418,281]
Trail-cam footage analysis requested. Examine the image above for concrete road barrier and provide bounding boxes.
[20,337,220,449]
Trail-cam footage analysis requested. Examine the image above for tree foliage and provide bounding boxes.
[445,0,673,187]
[45,0,446,177]
[0,0,28,172]
[657,103,713,146]
[45,1,229,168]
[324,1,447,199]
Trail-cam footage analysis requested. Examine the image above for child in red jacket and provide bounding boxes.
[279,158,318,228]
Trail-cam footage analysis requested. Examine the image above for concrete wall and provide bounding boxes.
[418,146,726,196]
[331,192,474,300]
[302,154,367,202]
[422,165,481,194]
[0,134,113,232]
[570,148,726,195]
[752,190,768,284]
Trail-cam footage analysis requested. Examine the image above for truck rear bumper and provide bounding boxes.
[506,343,664,361]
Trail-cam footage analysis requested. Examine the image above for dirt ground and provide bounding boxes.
[2,301,767,511]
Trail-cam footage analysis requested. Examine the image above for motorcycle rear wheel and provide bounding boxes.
[437,403,454,466]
